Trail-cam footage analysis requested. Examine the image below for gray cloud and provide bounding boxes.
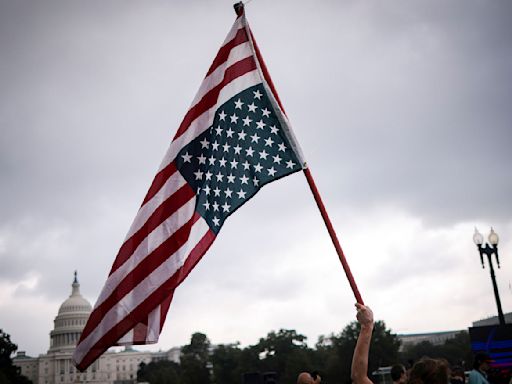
[1,0,511,355]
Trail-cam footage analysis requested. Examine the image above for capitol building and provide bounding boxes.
[13,273,180,384]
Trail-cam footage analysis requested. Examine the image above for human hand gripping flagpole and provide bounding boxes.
[234,2,365,305]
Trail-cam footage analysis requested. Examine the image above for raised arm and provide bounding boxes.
[351,303,375,384]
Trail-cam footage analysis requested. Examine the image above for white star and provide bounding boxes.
[215,126,223,136]
[259,150,269,160]
[250,133,260,143]
[219,111,227,121]
[247,102,257,112]
[203,201,210,210]
[240,174,249,184]
[212,141,220,151]
[270,125,279,134]
[230,113,239,123]
[194,170,203,180]
[234,99,244,109]
[242,161,250,170]
[237,189,247,199]
[200,138,209,149]
[238,130,247,140]
[242,116,252,126]
[203,185,211,195]
[261,108,271,117]
[254,163,263,173]
[213,188,221,197]
[264,137,274,147]
[219,157,227,167]
[222,143,231,153]
[230,159,239,169]
[267,167,277,176]
[227,173,236,183]
[197,154,207,164]
[216,172,224,182]
[208,156,216,165]
[278,143,287,152]
[245,147,254,157]
[205,171,213,181]
[256,120,266,130]
[222,202,231,212]
[212,216,220,226]
[253,177,259,186]
[233,145,242,155]
[224,188,233,198]
[226,127,234,138]
[286,160,296,169]
[212,202,219,212]
[181,152,192,163]
[253,89,263,99]
[272,154,282,164]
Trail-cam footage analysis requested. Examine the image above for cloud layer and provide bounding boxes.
[1,0,511,356]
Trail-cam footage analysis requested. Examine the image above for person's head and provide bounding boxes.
[408,357,450,384]
[391,364,407,384]
[450,366,465,384]
[297,371,321,384]
[473,352,492,371]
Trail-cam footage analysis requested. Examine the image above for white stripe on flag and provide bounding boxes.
[124,169,187,241]
[191,42,253,107]
[74,215,211,363]
[160,70,261,172]
[95,196,197,309]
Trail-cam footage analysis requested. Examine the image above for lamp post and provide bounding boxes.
[473,227,505,326]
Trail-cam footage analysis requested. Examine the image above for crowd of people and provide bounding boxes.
[295,304,505,384]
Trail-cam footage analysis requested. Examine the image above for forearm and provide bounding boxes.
[351,324,374,384]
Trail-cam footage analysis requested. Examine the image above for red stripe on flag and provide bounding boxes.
[174,56,257,140]
[159,293,173,331]
[76,224,216,371]
[82,205,201,339]
[110,181,195,274]
[206,28,248,77]
[142,162,178,206]
[133,322,147,342]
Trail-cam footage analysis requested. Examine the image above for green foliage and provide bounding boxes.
[0,329,32,384]
[400,331,472,369]
[210,343,242,384]
[318,320,400,384]
[137,326,471,384]
[137,361,181,384]
[180,332,211,384]
[253,329,313,384]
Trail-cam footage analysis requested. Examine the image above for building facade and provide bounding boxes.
[13,273,180,384]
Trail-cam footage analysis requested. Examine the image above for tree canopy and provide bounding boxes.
[137,325,473,384]
[0,329,32,384]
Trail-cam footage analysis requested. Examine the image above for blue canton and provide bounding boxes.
[175,84,302,233]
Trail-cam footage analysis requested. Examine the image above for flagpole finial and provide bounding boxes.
[233,2,244,17]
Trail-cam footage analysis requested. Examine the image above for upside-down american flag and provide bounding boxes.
[73,5,306,371]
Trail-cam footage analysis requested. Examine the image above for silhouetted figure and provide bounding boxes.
[468,353,491,384]
[391,364,407,384]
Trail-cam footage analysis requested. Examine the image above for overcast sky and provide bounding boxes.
[1,0,512,357]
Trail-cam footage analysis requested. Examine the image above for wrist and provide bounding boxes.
[360,323,374,331]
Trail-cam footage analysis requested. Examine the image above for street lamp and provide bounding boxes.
[473,227,505,326]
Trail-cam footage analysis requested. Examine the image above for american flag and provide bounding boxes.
[73,8,305,371]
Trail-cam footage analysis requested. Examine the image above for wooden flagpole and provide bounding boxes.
[234,1,364,305]
[303,167,364,304]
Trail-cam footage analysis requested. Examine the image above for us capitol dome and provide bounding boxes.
[49,271,92,352]
[13,272,181,384]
